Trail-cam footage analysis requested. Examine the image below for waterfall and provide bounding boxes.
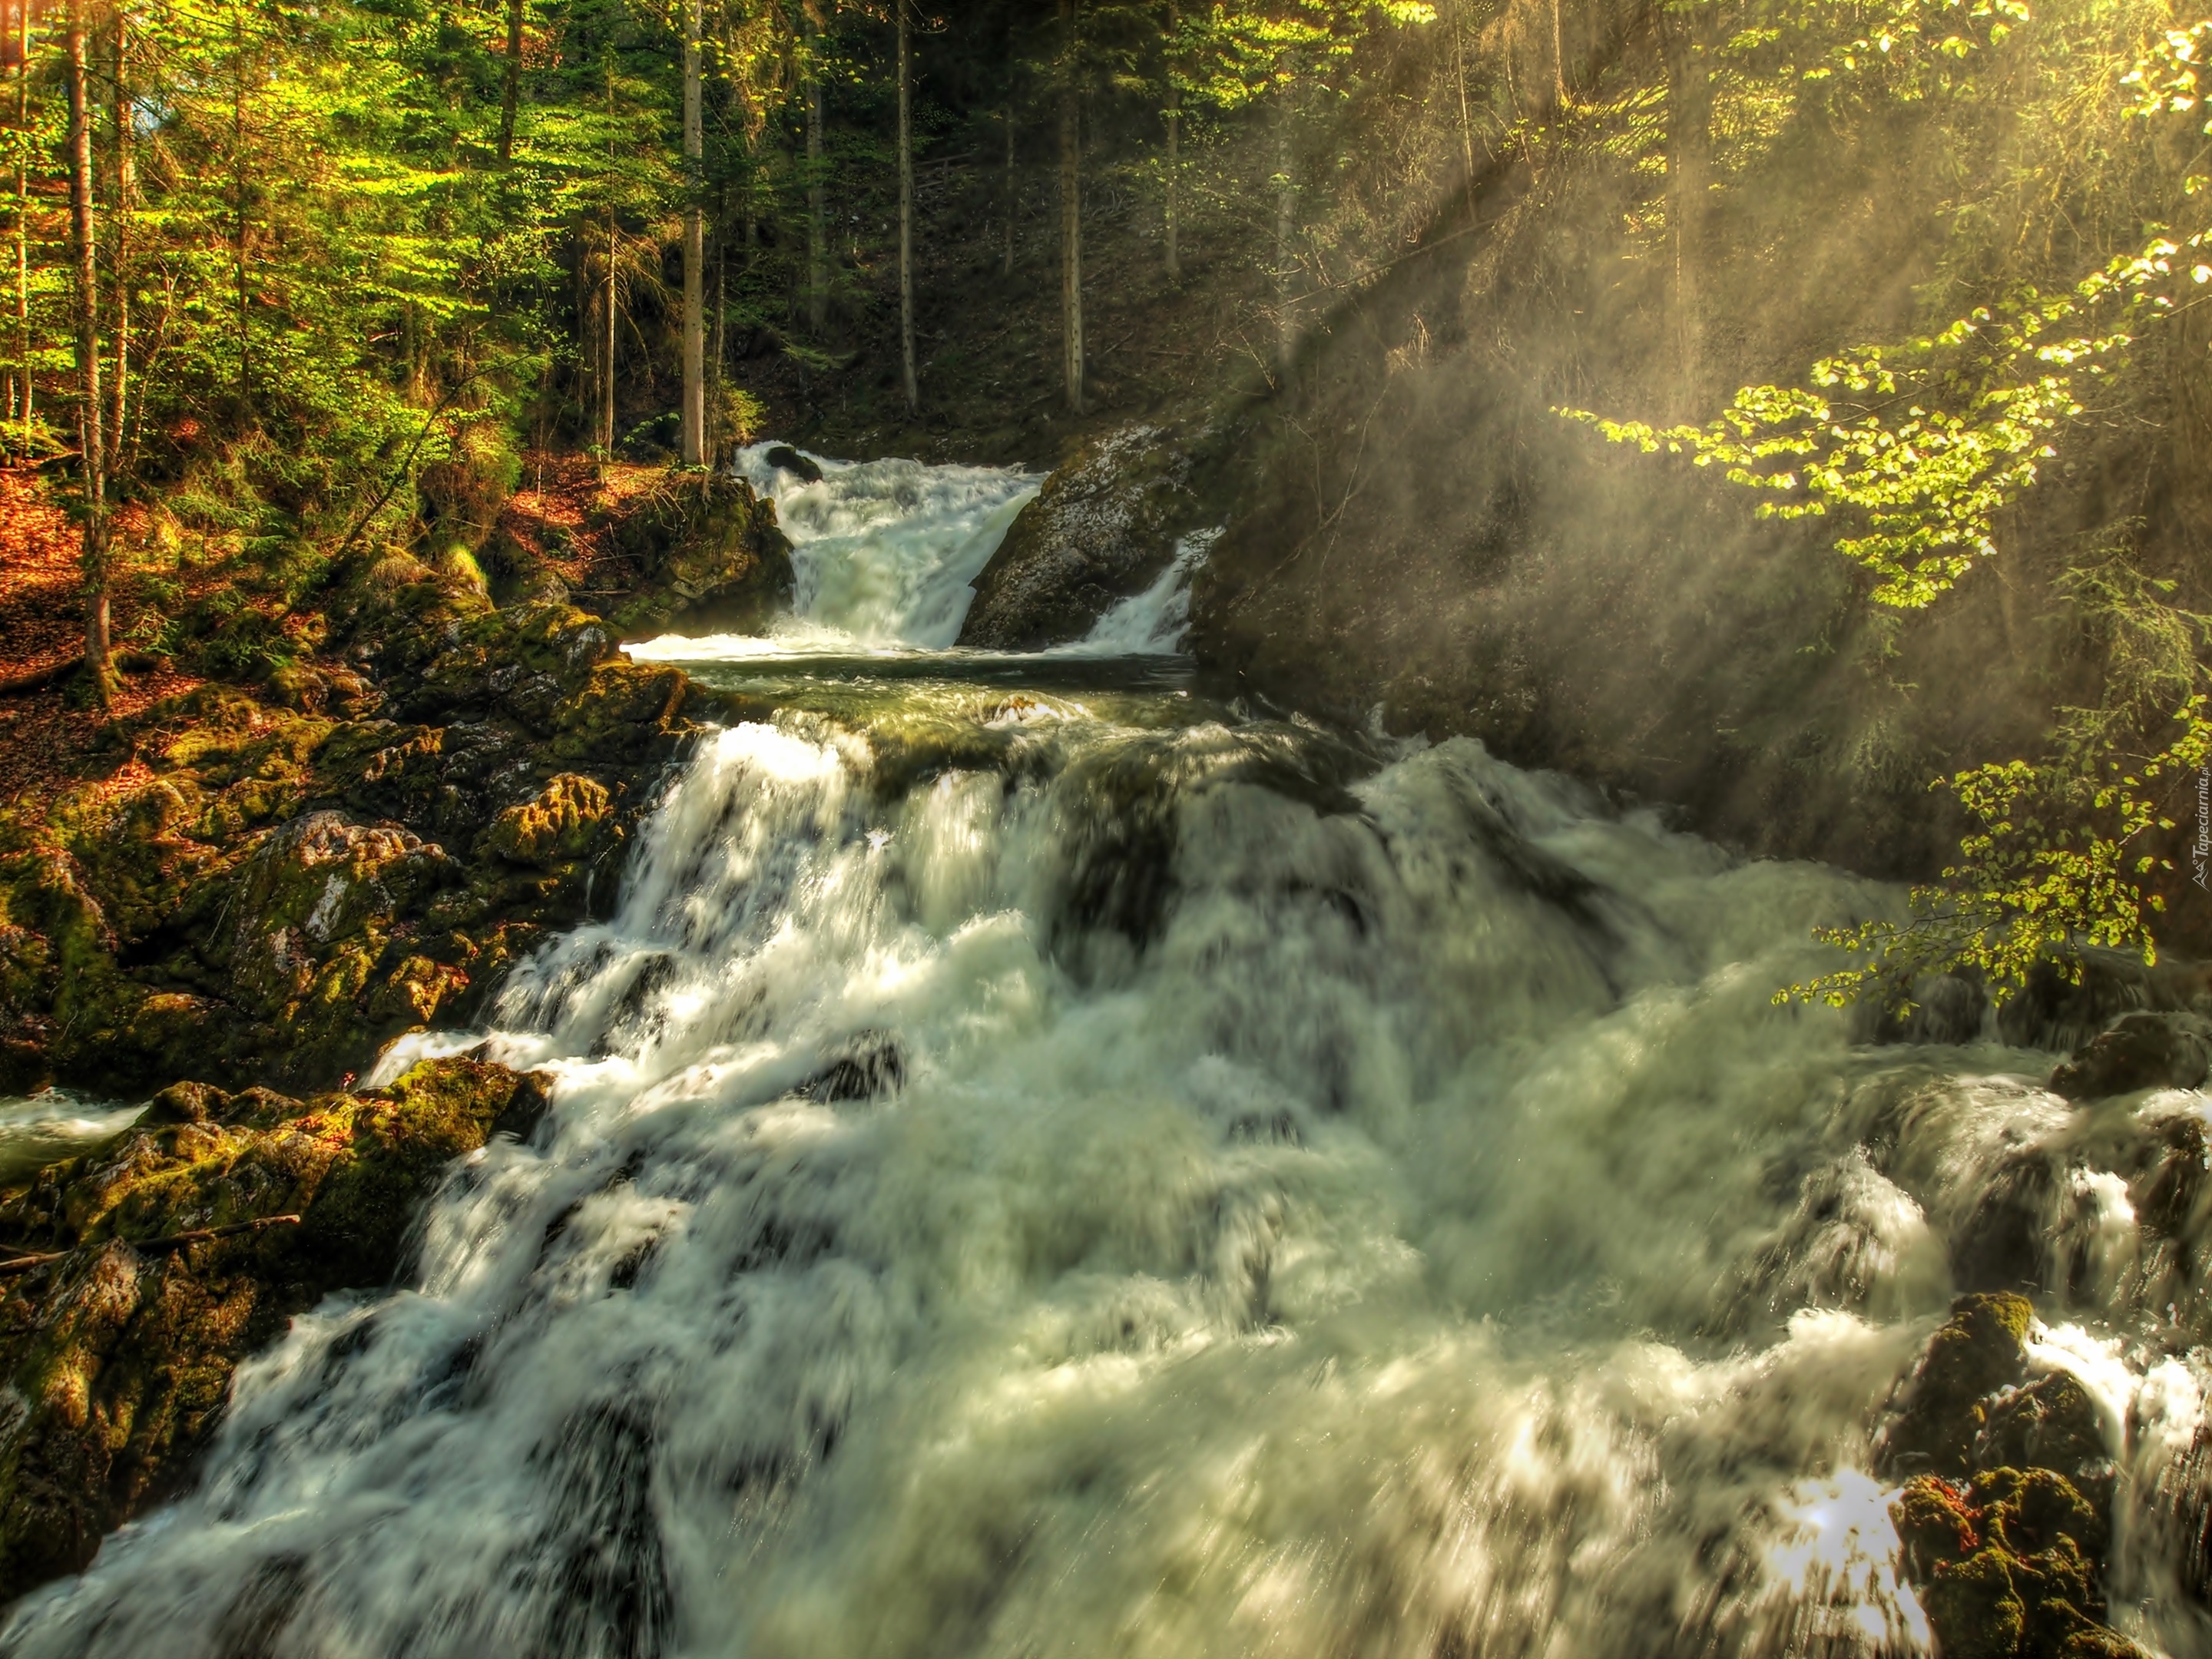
[11,453,2212,1659]
[628,444,1038,657]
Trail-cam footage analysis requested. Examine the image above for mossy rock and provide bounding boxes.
[0,1055,551,1601]
[1883,1300,2143,1659]
[484,773,616,867]
[1881,1292,2035,1479]
[2050,1011,2212,1101]
[605,469,794,637]
[548,661,690,764]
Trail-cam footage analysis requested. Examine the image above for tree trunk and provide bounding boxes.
[107,4,131,478]
[1273,81,1296,382]
[1001,13,1016,279]
[600,216,616,457]
[1058,0,1082,415]
[10,0,30,458]
[1551,0,1567,108]
[805,6,826,335]
[897,0,917,414]
[1451,0,1477,214]
[712,204,727,439]
[1660,0,1710,414]
[680,0,704,465]
[2154,110,2212,507]
[1164,0,1179,281]
[497,0,523,161]
[230,5,248,409]
[65,0,110,704]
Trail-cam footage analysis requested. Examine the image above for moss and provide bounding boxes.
[1925,1548,2028,1659]
[548,661,690,765]
[298,1056,548,1284]
[0,1055,551,1601]
[604,469,794,637]
[485,773,615,866]
[1883,1292,2035,1478]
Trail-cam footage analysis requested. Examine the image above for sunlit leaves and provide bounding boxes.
[1559,238,2190,608]
[1780,692,2212,1005]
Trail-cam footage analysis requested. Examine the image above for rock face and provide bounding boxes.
[605,471,795,638]
[1878,1294,2142,1657]
[958,422,1222,650]
[2049,1011,2212,1101]
[0,550,697,1099]
[0,1055,550,1601]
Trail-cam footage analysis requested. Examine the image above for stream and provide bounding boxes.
[8,444,2212,1658]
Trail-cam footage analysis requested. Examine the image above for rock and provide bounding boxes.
[958,422,1224,650]
[2049,1011,2212,1100]
[1881,1299,2146,1658]
[1975,1372,2111,1501]
[1879,1292,2035,1479]
[606,470,796,637]
[763,444,824,483]
[798,1035,905,1102]
[0,529,697,1100]
[0,1055,551,1601]
[485,773,616,867]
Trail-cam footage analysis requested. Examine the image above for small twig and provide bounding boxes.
[0,1214,303,1277]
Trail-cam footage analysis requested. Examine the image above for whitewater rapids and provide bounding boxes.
[8,447,2212,1658]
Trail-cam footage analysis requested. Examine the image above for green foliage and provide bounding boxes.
[1782,691,2212,1006]
[1176,1,1438,111]
[1559,241,2189,608]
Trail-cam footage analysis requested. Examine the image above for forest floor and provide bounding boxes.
[0,472,206,816]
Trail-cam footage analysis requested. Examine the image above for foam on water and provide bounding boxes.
[674,443,1039,651]
[0,1092,143,1187]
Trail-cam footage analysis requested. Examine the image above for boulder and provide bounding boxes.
[763,444,824,483]
[0,1055,551,1601]
[2049,1011,2212,1100]
[606,470,796,637]
[1879,1296,2143,1657]
[1879,1292,2035,1479]
[958,422,1224,650]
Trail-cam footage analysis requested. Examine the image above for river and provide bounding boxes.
[5,445,2209,1658]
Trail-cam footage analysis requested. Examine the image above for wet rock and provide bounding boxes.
[2049,1011,2212,1101]
[1881,1297,2144,1658]
[0,1055,551,1601]
[763,444,824,483]
[958,422,1224,650]
[1975,1372,2112,1504]
[1880,1293,2034,1479]
[799,1036,905,1102]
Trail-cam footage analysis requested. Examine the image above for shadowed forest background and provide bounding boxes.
[1,0,2210,1008]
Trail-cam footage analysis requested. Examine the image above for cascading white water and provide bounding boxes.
[11,453,2212,1659]
[641,444,1038,653]
[0,1093,142,1187]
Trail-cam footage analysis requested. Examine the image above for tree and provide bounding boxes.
[64,0,109,703]
[1059,0,1083,412]
[1658,0,1713,411]
[896,0,916,412]
[682,0,704,462]
[805,0,827,333]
